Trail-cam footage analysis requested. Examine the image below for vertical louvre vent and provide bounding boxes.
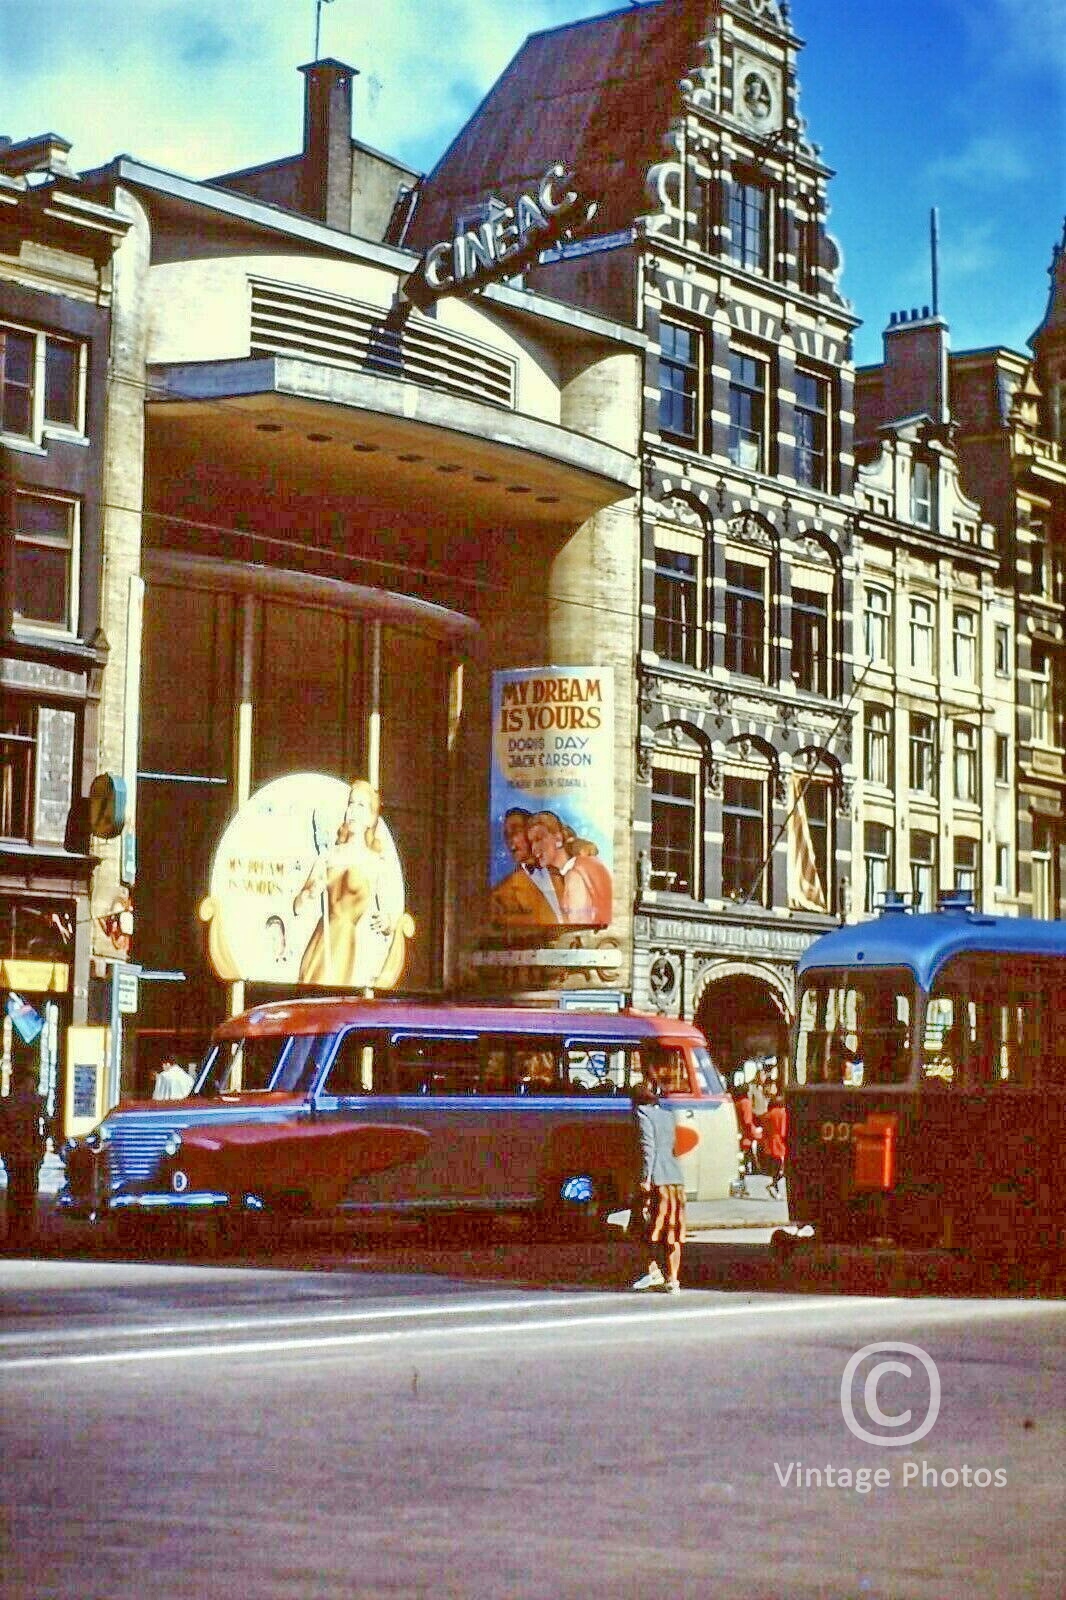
[250,278,516,410]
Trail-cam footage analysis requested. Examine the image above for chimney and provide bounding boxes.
[298,58,356,231]
[881,306,950,426]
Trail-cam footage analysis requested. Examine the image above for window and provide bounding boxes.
[722,772,768,904]
[794,371,829,489]
[1031,819,1055,919]
[994,623,1011,677]
[863,822,893,914]
[953,837,979,903]
[728,350,767,470]
[658,321,700,445]
[650,763,699,895]
[0,696,35,841]
[863,706,892,786]
[953,723,979,804]
[996,843,1011,895]
[862,585,892,664]
[728,172,770,272]
[952,608,978,681]
[791,586,829,695]
[0,323,84,442]
[910,830,937,911]
[909,597,936,673]
[910,460,932,526]
[995,733,1010,784]
[1030,648,1060,746]
[723,558,767,679]
[909,713,938,796]
[1028,521,1046,597]
[653,544,700,666]
[11,491,79,633]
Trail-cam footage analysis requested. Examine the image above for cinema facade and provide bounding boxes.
[80,99,645,1086]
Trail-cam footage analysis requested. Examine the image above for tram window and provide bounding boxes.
[794,975,912,1085]
[931,958,1066,1089]
[323,1033,379,1096]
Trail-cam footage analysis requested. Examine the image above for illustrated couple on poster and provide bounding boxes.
[490,806,612,931]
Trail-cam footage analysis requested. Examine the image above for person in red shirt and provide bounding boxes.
[763,1095,787,1200]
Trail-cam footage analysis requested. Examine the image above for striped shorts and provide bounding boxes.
[645,1183,687,1246]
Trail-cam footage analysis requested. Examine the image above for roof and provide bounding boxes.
[217,997,707,1043]
[797,908,1066,991]
[405,0,714,251]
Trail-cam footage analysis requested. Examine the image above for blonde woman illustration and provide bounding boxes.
[293,780,412,989]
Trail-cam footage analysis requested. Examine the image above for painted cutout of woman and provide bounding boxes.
[293,780,412,989]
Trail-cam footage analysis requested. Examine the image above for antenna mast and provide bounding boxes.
[314,0,336,60]
[930,205,940,317]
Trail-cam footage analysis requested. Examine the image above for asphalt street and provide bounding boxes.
[1,1233,1063,1600]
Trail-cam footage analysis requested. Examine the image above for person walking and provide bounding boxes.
[763,1094,787,1200]
[630,1073,686,1294]
[0,1065,48,1252]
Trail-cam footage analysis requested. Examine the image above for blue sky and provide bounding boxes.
[1,0,1063,364]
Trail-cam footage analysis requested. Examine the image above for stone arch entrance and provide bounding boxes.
[694,964,792,1080]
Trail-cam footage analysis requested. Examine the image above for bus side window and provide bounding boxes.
[323,1033,377,1097]
[632,1046,690,1094]
[391,1036,481,1095]
[514,1046,560,1094]
[563,1045,625,1094]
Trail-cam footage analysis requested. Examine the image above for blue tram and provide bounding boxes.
[787,894,1066,1254]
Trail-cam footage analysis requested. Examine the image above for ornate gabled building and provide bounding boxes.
[407,0,859,1062]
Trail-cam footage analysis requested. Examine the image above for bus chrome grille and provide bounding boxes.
[104,1121,174,1189]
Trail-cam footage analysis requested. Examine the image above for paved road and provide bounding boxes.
[2,1238,1062,1599]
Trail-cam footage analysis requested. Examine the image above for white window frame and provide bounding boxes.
[862,584,892,665]
[909,596,936,674]
[953,722,979,805]
[863,705,892,787]
[11,490,81,637]
[952,607,978,682]
[0,321,87,449]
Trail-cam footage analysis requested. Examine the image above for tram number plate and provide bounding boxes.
[820,1121,853,1143]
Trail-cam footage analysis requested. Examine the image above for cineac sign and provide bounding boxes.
[403,164,597,309]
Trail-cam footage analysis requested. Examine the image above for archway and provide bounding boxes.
[694,967,791,1081]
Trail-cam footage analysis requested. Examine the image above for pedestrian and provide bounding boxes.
[629,1071,686,1294]
[732,1079,763,1183]
[763,1094,787,1200]
[153,1059,193,1100]
[0,1065,48,1251]
[750,1067,770,1120]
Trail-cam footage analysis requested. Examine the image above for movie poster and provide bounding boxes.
[489,667,614,934]
[199,773,413,989]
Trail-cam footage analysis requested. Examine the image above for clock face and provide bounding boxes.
[742,70,773,124]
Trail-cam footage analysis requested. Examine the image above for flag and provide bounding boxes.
[787,775,828,913]
[6,991,44,1045]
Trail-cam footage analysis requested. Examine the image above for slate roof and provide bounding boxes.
[405,1,714,250]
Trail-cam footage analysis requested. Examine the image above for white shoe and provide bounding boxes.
[662,1280,681,1295]
[631,1267,665,1291]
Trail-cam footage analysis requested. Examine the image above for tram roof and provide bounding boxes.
[797,907,1066,990]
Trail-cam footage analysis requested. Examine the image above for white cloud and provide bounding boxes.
[925,133,1030,188]
[0,0,589,178]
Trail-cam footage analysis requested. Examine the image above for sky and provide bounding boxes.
[1,0,1063,365]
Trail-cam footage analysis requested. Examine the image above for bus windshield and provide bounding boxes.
[198,1034,321,1095]
[793,969,913,1086]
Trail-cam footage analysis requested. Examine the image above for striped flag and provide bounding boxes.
[787,775,828,913]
